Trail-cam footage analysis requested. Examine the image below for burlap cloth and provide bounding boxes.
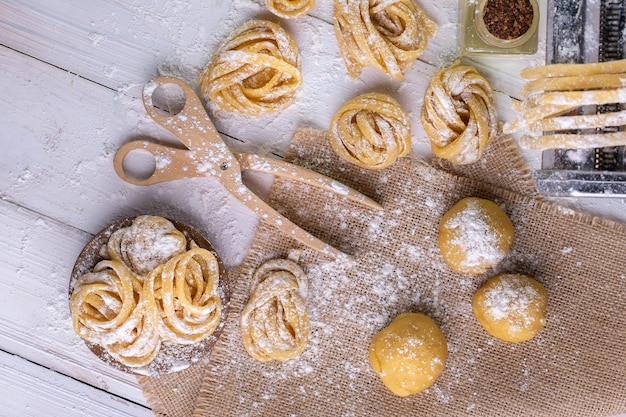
[139,127,626,416]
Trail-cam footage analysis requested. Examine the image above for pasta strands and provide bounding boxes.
[143,247,222,344]
[333,0,437,80]
[70,216,224,369]
[102,300,161,368]
[106,215,187,277]
[241,258,309,362]
[70,260,161,367]
[70,260,138,343]
[266,0,315,18]
[504,59,626,150]
[421,62,498,165]
[330,92,411,169]
[199,20,302,115]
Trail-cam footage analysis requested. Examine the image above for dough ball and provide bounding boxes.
[473,273,547,342]
[438,197,514,274]
[369,312,447,397]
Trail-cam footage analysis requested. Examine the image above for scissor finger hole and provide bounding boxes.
[150,83,186,117]
[121,149,156,182]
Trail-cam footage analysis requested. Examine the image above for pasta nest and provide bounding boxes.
[70,246,222,367]
[420,63,498,165]
[70,260,161,367]
[199,20,302,115]
[106,215,187,276]
[330,92,411,170]
[266,0,316,18]
[142,247,223,345]
[333,0,438,80]
[241,258,309,362]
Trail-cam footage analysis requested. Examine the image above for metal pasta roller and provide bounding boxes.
[534,0,626,196]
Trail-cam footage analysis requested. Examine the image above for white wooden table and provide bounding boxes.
[2,1,626,415]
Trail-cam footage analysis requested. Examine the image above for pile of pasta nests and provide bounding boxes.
[197,2,509,169]
[70,216,222,369]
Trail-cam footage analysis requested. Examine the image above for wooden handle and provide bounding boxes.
[113,140,204,185]
[142,77,221,148]
[114,76,240,185]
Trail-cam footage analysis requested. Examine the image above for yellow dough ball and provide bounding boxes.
[369,313,447,397]
[473,274,548,342]
[438,197,514,274]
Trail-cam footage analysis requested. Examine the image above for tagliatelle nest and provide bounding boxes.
[199,20,302,115]
[420,62,498,165]
[333,0,438,80]
[330,92,412,170]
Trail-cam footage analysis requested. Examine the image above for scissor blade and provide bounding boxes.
[237,153,383,211]
[224,175,349,259]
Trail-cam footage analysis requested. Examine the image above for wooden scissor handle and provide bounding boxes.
[141,76,222,150]
[113,140,203,186]
[115,76,239,186]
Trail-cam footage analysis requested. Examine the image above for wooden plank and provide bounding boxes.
[0,0,232,95]
[0,349,152,416]
[0,199,150,406]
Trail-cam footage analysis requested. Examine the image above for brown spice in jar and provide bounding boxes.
[482,0,534,40]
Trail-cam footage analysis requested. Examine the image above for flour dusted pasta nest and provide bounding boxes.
[369,312,447,397]
[438,197,514,274]
[330,93,411,169]
[473,274,548,342]
[69,216,228,375]
[266,0,315,18]
[199,20,302,115]
[333,0,437,80]
[70,260,161,367]
[107,215,187,276]
[421,62,498,165]
[143,247,222,345]
[241,255,309,362]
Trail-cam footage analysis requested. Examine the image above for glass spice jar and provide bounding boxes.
[459,0,539,55]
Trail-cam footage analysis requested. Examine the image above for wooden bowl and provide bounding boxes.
[69,216,230,376]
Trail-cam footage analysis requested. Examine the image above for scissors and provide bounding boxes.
[114,76,383,258]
